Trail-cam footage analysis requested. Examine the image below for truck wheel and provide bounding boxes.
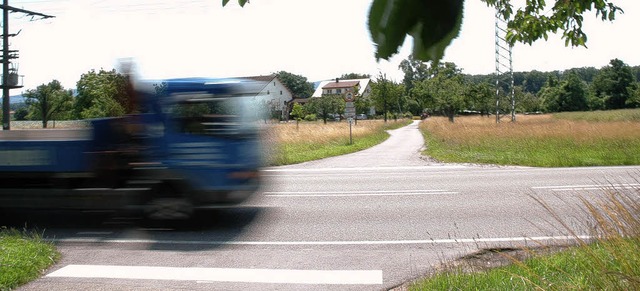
[145,198,194,220]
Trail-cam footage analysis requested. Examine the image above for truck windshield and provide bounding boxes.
[167,95,264,137]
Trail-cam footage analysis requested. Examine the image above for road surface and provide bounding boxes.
[15,120,640,290]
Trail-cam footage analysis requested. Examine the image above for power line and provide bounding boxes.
[2,0,53,130]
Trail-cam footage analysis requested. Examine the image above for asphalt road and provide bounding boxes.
[14,120,640,291]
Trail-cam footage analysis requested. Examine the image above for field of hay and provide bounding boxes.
[420,111,640,167]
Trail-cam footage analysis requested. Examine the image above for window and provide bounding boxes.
[336,89,342,94]
[280,91,282,95]
[267,90,270,95]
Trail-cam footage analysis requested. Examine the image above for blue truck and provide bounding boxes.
[0,78,266,219]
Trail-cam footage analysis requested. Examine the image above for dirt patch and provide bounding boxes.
[389,245,572,291]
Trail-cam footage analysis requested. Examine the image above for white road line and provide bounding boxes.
[76,232,113,235]
[47,265,383,285]
[264,190,458,197]
[532,183,640,191]
[52,235,592,246]
[262,165,468,172]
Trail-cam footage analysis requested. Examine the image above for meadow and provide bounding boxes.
[420,110,640,167]
[262,119,411,166]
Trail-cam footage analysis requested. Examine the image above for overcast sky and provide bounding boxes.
[9,0,640,91]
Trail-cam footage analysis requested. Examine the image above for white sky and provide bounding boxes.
[9,0,640,91]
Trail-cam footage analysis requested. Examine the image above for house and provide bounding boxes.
[311,78,375,115]
[238,74,294,120]
[312,78,372,99]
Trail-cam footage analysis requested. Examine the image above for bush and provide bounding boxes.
[304,114,317,121]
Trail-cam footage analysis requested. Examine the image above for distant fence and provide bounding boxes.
[9,120,91,129]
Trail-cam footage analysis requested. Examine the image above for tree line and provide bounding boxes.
[14,57,640,127]
[296,57,639,124]
[15,69,134,128]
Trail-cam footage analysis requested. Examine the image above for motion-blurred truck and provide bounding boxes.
[0,78,266,219]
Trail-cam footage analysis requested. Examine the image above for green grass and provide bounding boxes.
[411,239,640,290]
[554,108,640,122]
[0,227,60,290]
[424,135,640,167]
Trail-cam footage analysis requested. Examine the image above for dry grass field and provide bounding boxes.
[263,119,411,165]
[420,112,640,167]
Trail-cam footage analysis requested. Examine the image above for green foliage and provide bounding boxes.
[303,114,317,121]
[0,228,60,290]
[592,59,637,110]
[339,73,371,80]
[22,80,74,128]
[306,95,344,124]
[371,73,405,121]
[543,73,589,112]
[74,69,133,119]
[275,71,314,98]
[368,0,464,62]
[411,62,466,122]
[13,107,28,121]
[466,82,495,116]
[290,103,306,121]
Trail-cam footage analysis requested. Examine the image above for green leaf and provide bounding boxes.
[368,0,464,62]
[222,0,230,7]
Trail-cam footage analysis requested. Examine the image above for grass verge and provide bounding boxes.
[0,227,60,290]
[264,119,411,166]
[420,111,640,167]
[410,184,640,290]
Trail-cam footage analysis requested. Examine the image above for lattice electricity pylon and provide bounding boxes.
[494,9,515,123]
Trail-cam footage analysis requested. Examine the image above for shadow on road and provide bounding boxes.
[0,207,265,251]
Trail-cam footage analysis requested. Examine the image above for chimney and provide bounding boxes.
[335,78,339,83]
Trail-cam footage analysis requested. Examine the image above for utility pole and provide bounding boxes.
[1,0,53,130]
[494,9,515,123]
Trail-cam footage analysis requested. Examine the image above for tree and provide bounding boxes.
[467,82,495,116]
[74,69,133,119]
[22,80,74,128]
[290,103,306,121]
[627,85,640,108]
[591,59,636,109]
[556,73,589,112]
[275,71,314,98]
[540,75,561,112]
[399,55,431,93]
[370,73,404,122]
[521,70,549,95]
[410,62,466,122]
[13,107,28,121]
[515,86,543,113]
[306,95,343,124]
[340,73,371,80]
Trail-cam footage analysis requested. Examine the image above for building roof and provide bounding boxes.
[312,78,371,97]
[322,80,360,89]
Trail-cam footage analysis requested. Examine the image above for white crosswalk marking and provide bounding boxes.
[47,265,383,285]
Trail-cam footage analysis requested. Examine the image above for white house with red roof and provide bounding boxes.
[312,78,372,98]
